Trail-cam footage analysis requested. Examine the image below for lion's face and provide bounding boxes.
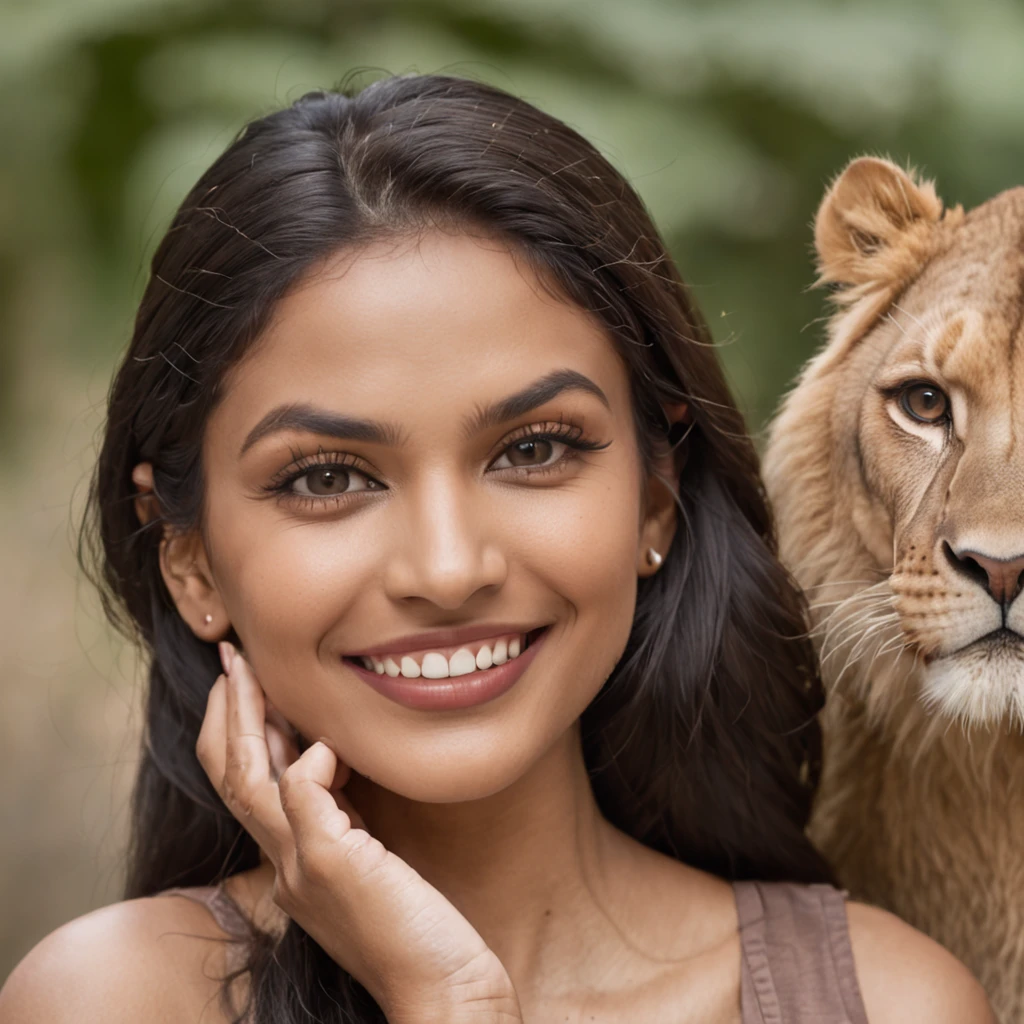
[765,159,1024,728]
[859,275,1024,722]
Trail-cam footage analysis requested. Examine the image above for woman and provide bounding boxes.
[0,75,992,1023]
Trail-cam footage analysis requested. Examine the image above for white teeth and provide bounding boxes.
[421,652,449,679]
[356,631,536,679]
[449,648,477,676]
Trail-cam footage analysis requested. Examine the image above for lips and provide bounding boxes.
[343,626,550,711]
[350,622,545,658]
[350,631,534,679]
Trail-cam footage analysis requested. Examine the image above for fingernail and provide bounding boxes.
[218,641,235,676]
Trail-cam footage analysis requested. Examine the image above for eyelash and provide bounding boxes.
[263,420,611,511]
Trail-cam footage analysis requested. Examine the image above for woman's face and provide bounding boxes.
[182,231,674,802]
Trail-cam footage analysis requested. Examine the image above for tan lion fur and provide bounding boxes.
[763,156,1024,1022]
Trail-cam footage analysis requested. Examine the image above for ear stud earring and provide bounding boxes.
[646,548,663,569]
[203,613,213,625]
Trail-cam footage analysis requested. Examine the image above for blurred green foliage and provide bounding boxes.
[4,0,1024,438]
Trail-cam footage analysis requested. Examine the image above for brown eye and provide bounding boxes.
[900,384,950,424]
[505,439,554,467]
[305,467,350,495]
[291,466,380,497]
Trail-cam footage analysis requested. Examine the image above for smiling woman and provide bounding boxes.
[183,229,667,800]
[0,76,994,1024]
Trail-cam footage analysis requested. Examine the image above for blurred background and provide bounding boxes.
[3,0,1024,980]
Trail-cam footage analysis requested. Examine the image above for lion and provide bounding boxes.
[762,156,1024,1022]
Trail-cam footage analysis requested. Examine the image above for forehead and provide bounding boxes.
[884,202,1024,398]
[218,231,629,428]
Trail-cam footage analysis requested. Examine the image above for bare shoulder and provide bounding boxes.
[0,893,235,1024]
[846,901,995,1024]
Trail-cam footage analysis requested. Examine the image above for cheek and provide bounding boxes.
[206,501,373,695]
[860,408,942,527]
[509,462,644,704]
[500,450,643,597]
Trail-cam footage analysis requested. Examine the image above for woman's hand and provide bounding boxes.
[195,642,522,1024]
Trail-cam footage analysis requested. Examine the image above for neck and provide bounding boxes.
[237,723,733,1008]
[343,722,631,982]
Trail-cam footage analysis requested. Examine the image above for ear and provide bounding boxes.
[132,462,230,642]
[815,156,945,299]
[637,407,686,578]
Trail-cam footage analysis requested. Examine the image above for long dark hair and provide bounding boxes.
[79,74,830,1023]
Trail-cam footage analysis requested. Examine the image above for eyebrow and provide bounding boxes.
[462,368,610,438]
[239,368,610,458]
[239,406,402,457]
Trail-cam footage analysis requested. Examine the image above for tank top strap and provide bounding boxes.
[160,883,252,941]
[158,884,255,1022]
[733,880,869,1024]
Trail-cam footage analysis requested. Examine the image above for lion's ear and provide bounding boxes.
[815,157,944,298]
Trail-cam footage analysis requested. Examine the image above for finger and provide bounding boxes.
[261,694,301,780]
[266,719,299,782]
[226,647,270,758]
[331,784,367,831]
[222,649,291,851]
[313,738,360,823]
[196,673,228,782]
[199,672,284,855]
[266,703,301,777]
[279,742,363,850]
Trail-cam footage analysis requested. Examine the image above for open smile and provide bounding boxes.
[342,626,550,711]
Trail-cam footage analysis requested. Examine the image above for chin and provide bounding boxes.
[350,736,542,805]
[920,631,1024,727]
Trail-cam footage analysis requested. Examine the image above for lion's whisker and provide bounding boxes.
[832,618,903,687]
[802,578,889,591]
[817,601,895,647]
[820,614,898,669]
[819,606,902,677]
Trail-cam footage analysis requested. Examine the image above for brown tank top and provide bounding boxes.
[733,880,869,1023]
[160,879,870,1023]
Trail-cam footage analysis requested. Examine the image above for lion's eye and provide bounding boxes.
[900,384,950,424]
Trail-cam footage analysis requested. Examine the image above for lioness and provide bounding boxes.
[763,157,1024,1022]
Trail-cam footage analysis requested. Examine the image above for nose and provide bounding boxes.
[943,543,1024,606]
[384,476,507,610]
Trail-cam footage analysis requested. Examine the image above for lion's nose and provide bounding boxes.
[943,543,1024,606]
